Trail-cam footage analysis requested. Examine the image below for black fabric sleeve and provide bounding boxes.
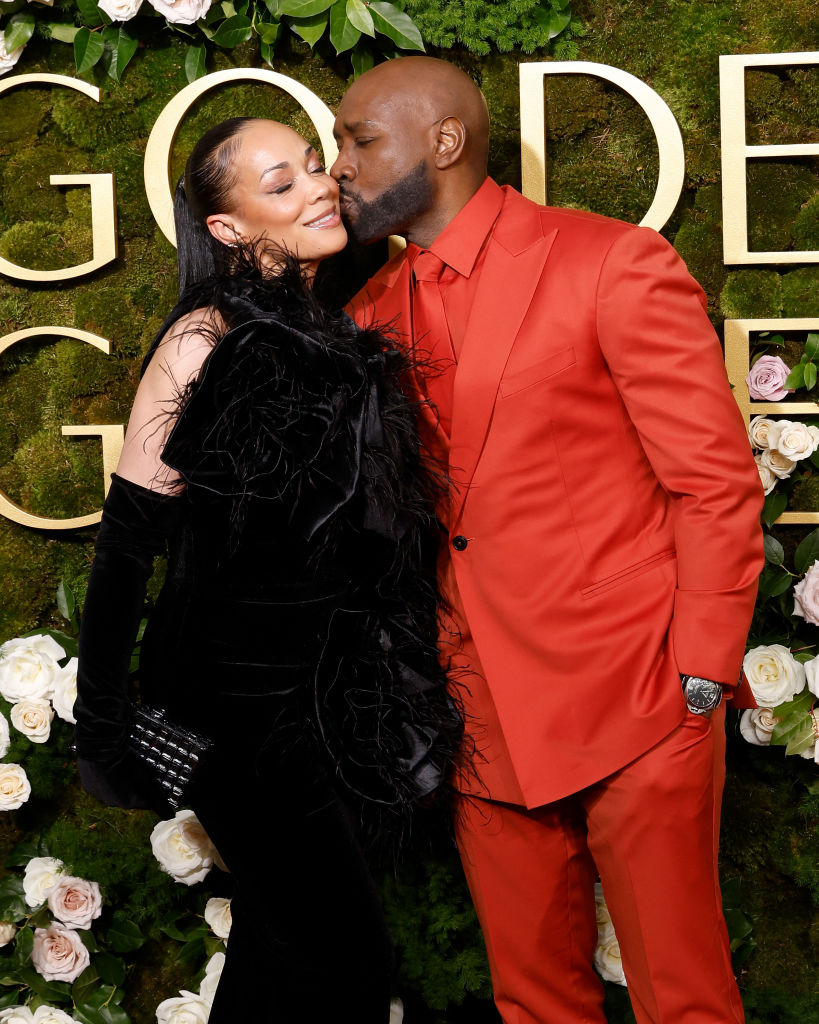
[74,474,184,809]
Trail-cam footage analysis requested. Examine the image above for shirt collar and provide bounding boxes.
[408,177,504,278]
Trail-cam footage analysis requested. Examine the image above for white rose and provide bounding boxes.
[0,763,31,810]
[150,810,217,886]
[0,712,9,758]
[768,419,818,462]
[32,1009,77,1024]
[739,707,780,745]
[0,921,16,946]
[794,562,819,626]
[146,0,211,24]
[10,697,54,744]
[155,992,210,1024]
[0,1010,35,1024]
[748,416,776,450]
[51,658,77,725]
[0,635,65,703]
[594,932,626,986]
[0,37,24,77]
[47,876,102,930]
[198,950,225,1004]
[805,657,819,698]
[98,0,142,18]
[204,897,231,940]
[742,645,805,707]
[754,454,777,496]
[809,425,819,449]
[23,857,66,907]
[31,922,90,983]
[389,999,403,1024]
[760,447,796,480]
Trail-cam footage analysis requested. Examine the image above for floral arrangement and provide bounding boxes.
[0,0,426,84]
[593,883,625,987]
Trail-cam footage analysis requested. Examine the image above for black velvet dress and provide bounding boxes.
[136,266,461,1022]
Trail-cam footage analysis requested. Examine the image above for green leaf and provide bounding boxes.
[76,0,107,26]
[75,1008,110,1024]
[773,686,813,720]
[757,565,792,600]
[763,534,785,565]
[367,1,424,49]
[185,42,207,81]
[330,3,361,51]
[46,22,82,42]
[221,0,236,14]
[0,876,26,922]
[104,913,144,954]
[211,13,252,45]
[4,12,36,52]
[805,332,819,360]
[723,907,753,946]
[794,527,819,573]
[277,0,333,15]
[531,5,571,38]
[175,934,206,966]
[345,0,374,36]
[74,27,106,74]
[72,964,101,1006]
[102,27,138,82]
[805,361,817,391]
[351,44,374,77]
[784,362,805,390]
[0,993,22,1009]
[256,19,280,42]
[771,709,813,750]
[14,927,34,964]
[84,983,123,1009]
[260,37,276,64]
[291,10,328,45]
[761,490,787,527]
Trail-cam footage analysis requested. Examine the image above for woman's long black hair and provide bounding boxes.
[174,116,257,297]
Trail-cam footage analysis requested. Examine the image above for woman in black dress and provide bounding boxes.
[73,117,461,1022]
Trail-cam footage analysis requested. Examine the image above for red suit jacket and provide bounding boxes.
[352,185,764,808]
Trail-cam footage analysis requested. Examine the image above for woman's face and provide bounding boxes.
[206,120,347,274]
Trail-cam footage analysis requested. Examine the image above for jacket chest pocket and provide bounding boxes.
[498,345,576,399]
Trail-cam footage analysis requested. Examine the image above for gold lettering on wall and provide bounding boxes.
[724,317,819,524]
[144,67,338,247]
[0,75,118,283]
[720,51,819,265]
[519,61,686,231]
[0,327,123,530]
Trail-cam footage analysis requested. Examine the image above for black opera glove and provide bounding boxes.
[74,474,184,809]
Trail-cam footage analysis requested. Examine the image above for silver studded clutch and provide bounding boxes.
[129,705,214,811]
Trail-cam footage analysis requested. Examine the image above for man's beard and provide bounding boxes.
[340,160,433,245]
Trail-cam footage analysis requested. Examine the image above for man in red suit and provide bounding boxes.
[331,56,764,1023]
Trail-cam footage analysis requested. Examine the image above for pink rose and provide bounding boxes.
[31,922,90,983]
[794,562,819,626]
[47,876,102,930]
[746,355,792,401]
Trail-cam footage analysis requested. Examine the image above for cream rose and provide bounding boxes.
[754,454,777,496]
[98,0,142,18]
[760,447,796,480]
[151,810,217,885]
[10,697,54,744]
[0,712,9,758]
[0,635,65,703]
[32,1009,76,1024]
[198,950,225,1004]
[0,1010,34,1024]
[155,992,210,1024]
[31,922,90,983]
[805,657,819,698]
[0,37,24,77]
[23,857,66,907]
[739,707,780,745]
[0,921,16,946]
[767,419,818,462]
[748,416,776,450]
[146,0,211,24]
[47,876,102,930]
[51,658,77,725]
[742,645,805,707]
[204,897,231,940]
[794,563,819,626]
[594,931,627,985]
[0,763,31,810]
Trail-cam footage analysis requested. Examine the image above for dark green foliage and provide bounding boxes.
[721,270,783,319]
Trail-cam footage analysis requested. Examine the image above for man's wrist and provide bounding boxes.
[680,674,723,715]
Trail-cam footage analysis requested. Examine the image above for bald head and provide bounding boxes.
[331,57,490,248]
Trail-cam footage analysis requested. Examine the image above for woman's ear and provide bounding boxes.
[206,214,243,247]
[434,116,467,169]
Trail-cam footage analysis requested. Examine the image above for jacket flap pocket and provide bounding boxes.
[499,345,576,398]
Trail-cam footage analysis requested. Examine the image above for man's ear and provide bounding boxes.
[206,214,242,247]
[434,116,466,169]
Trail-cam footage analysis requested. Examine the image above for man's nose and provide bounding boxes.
[330,148,354,182]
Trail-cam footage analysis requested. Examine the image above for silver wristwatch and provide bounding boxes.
[680,674,723,715]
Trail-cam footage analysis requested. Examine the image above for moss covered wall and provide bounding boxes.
[1,4,818,1019]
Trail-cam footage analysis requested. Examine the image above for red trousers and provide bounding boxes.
[455,707,745,1024]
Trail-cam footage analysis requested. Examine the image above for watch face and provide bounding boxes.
[685,676,721,710]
